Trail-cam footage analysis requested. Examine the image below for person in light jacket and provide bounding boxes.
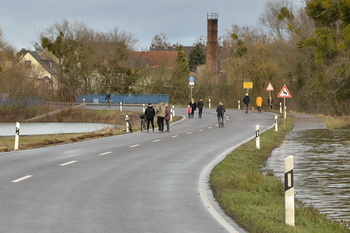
[156,101,165,132]
[256,96,263,113]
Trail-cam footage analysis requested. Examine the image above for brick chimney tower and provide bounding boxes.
[207,13,218,74]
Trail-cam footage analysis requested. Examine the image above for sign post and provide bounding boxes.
[189,76,195,100]
[266,83,274,110]
[277,84,292,131]
[243,82,253,95]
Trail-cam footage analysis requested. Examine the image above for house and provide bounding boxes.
[18,50,59,91]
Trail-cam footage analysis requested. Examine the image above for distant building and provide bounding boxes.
[18,50,58,91]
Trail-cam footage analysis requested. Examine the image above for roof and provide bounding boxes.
[22,51,58,75]
[130,51,177,68]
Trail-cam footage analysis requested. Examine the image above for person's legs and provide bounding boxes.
[151,119,154,131]
[166,120,170,131]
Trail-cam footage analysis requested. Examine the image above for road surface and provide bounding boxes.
[0,108,275,233]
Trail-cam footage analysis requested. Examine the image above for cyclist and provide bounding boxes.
[105,92,111,107]
[216,102,225,127]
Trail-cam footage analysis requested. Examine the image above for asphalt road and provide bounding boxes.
[0,107,275,233]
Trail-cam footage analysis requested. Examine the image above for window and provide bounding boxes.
[24,60,31,69]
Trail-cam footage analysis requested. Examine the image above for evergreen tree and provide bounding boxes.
[188,43,206,71]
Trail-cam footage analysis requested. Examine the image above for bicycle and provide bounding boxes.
[105,98,111,107]
[140,114,147,132]
[218,114,224,128]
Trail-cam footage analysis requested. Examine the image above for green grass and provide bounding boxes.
[210,116,350,233]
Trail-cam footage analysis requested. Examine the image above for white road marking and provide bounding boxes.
[12,175,32,183]
[208,127,212,129]
[129,144,140,148]
[153,139,161,142]
[171,135,179,138]
[198,129,203,132]
[99,151,112,156]
[60,160,77,166]
[186,132,192,135]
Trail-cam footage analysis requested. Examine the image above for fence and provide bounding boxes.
[76,94,169,104]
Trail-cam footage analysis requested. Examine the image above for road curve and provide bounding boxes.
[0,108,275,233]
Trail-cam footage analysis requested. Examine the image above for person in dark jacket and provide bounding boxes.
[164,102,171,132]
[188,98,197,118]
[197,99,204,118]
[144,103,156,132]
[243,93,250,113]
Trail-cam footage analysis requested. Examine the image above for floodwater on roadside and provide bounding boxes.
[266,128,350,228]
[0,122,116,137]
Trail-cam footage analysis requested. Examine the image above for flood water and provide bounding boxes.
[0,122,116,136]
[266,128,350,227]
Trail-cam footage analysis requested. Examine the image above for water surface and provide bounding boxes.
[267,128,350,227]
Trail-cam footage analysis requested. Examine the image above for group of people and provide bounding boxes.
[144,101,171,132]
[242,94,272,113]
[187,98,204,118]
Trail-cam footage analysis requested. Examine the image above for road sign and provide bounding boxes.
[277,85,292,98]
[266,83,274,91]
[189,76,195,86]
[243,82,253,89]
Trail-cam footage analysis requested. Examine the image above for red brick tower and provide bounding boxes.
[207,13,218,74]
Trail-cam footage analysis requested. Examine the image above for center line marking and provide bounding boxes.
[60,160,77,166]
[198,129,203,132]
[171,135,179,138]
[153,139,161,142]
[129,144,140,148]
[186,132,192,134]
[99,151,112,156]
[12,175,33,183]
[208,127,212,129]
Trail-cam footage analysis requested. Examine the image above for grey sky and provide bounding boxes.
[1,0,305,51]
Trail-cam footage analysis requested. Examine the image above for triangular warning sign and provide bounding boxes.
[277,85,292,98]
[266,83,274,91]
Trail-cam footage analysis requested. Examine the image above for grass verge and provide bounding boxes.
[210,116,350,233]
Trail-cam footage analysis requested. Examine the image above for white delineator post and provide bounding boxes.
[125,115,130,133]
[120,102,123,112]
[14,122,20,151]
[275,115,278,132]
[285,156,295,226]
[208,99,211,109]
[142,104,145,113]
[238,100,240,110]
[255,124,260,149]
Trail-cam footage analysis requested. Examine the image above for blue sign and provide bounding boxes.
[188,76,195,82]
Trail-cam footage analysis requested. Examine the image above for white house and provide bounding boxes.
[18,50,58,91]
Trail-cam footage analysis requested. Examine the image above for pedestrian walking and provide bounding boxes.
[256,96,263,113]
[188,98,197,118]
[197,99,204,118]
[164,102,171,132]
[187,105,192,118]
[144,103,156,132]
[243,93,250,113]
[156,101,165,132]
[268,97,273,110]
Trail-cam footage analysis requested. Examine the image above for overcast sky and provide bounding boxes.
[1,0,305,51]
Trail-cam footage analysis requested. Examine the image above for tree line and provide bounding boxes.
[1,0,350,116]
